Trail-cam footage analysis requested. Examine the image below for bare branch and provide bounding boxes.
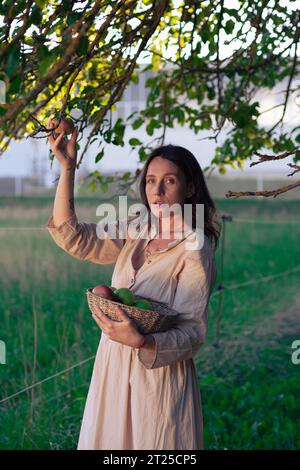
[226,180,300,199]
[250,147,300,167]
[287,163,300,177]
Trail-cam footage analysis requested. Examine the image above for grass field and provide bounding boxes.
[0,195,299,450]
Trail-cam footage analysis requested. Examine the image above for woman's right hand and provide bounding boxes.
[47,118,79,171]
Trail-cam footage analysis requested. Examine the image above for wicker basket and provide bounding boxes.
[86,288,179,334]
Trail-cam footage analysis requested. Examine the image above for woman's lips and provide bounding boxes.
[152,201,166,206]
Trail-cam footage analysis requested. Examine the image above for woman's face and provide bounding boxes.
[145,156,194,226]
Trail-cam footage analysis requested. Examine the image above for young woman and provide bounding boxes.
[46,119,221,450]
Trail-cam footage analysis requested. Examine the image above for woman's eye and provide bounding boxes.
[146,178,175,184]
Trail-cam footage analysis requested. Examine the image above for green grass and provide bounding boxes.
[0,196,299,449]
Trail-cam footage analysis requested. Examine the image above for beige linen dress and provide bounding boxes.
[47,211,217,450]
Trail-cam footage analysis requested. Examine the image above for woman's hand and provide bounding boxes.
[47,118,79,171]
[92,305,145,348]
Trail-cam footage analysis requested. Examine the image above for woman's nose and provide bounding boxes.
[153,180,165,194]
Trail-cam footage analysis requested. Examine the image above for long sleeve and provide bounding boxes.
[47,213,130,264]
[138,238,217,370]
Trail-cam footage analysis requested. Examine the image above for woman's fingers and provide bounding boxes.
[47,119,55,143]
[94,306,109,323]
[52,131,65,149]
[70,126,78,144]
[92,313,103,330]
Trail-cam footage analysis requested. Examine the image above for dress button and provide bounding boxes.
[130,278,135,283]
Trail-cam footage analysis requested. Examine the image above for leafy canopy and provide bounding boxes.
[0,0,299,197]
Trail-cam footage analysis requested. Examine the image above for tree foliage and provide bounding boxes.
[0,0,299,197]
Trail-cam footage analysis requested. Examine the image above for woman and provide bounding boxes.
[46,119,221,450]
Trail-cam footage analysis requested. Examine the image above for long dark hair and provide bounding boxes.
[138,144,222,251]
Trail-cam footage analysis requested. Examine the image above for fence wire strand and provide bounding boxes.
[0,216,299,232]
[0,355,96,405]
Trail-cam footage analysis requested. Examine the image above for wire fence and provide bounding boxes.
[0,214,299,406]
[0,356,96,405]
[1,261,299,406]
[0,216,300,232]
[231,217,300,225]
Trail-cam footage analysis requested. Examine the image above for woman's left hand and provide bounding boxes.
[92,304,144,348]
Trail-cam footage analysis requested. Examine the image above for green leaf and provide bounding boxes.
[38,54,55,75]
[224,19,235,34]
[138,147,147,161]
[95,149,104,163]
[146,119,160,136]
[35,0,47,9]
[232,102,259,128]
[129,138,142,146]
[62,0,73,11]
[130,72,139,85]
[8,75,22,95]
[174,107,185,123]
[207,87,216,100]
[201,23,210,43]
[88,180,97,192]
[4,43,21,78]
[132,118,144,130]
[111,118,125,145]
[122,171,131,181]
[145,76,159,88]
[67,12,82,26]
[293,150,300,162]
[147,82,160,102]
[30,5,43,26]
[100,182,108,192]
[37,44,49,60]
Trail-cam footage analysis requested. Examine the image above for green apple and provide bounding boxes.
[114,287,135,306]
[133,299,152,310]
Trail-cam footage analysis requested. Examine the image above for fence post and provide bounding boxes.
[213,212,233,348]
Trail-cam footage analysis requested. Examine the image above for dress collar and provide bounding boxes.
[135,212,200,252]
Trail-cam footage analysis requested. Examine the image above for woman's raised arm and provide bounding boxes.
[47,117,79,226]
[46,118,130,264]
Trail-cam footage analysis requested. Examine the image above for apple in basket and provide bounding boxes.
[133,299,152,310]
[92,285,119,302]
[113,288,151,310]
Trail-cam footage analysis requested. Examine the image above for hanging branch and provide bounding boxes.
[226,180,300,199]
[250,148,300,167]
[225,146,300,198]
